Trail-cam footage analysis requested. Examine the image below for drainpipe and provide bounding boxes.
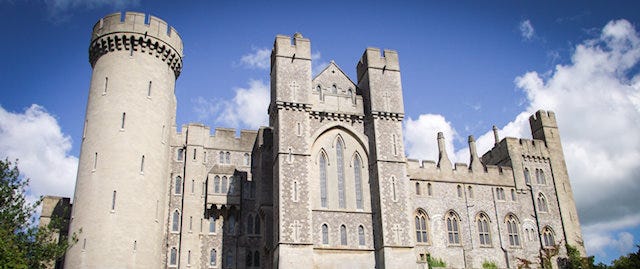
[177,129,189,268]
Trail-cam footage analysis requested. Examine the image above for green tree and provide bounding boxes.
[0,158,76,269]
[610,245,640,269]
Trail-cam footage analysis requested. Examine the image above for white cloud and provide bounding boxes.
[43,0,139,20]
[519,19,535,40]
[193,80,269,130]
[404,19,640,258]
[0,104,78,203]
[240,48,271,70]
[403,114,456,163]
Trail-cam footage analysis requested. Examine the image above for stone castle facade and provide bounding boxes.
[42,12,585,269]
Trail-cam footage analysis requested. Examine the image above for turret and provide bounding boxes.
[65,12,183,269]
[437,132,452,171]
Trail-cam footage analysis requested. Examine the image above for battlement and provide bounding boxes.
[272,33,311,60]
[529,110,557,131]
[356,48,400,80]
[89,12,183,77]
[406,158,514,185]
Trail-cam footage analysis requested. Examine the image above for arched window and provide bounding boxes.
[322,224,329,244]
[468,186,474,198]
[524,168,531,184]
[542,227,555,247]
[354,155,363,209]
[255,215,261,235]
[358,225,365,246]
[332,84,337,94]
[247,214,254,234]
[214,176,220,193]
[457,185,462,198]
[224,250,233,268]
[225,152,231,164]
[336,139,346,208]
[172,210,180,232]
[319,153,328,208]
[506,214,520,246]
[219,151,224,164]
[427,183,432,196]
[228,176,235,194]
[511,189,516,201]
[537,169,546,184]
[244,153,250,165]
[246,251,252,267]
[175,176,182,195]
[254,251,260,266]
[477,213,491,246]
[446,211,460,245]
[228,215,236,234]
[209,215,216,233]
[340,225,348,245]
[496,187,505,200]
[210,249,217,266]
[537,193,548,212]
[170,247,177,266]
[317,85,323,100]
[415,210,429,243]
[415,182,421,195]
[221,176,228,194]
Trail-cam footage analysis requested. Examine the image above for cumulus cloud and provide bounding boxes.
[193,80,269,130]
[42,0,139,21]
[404,19,640,258]
[0,104,78,202]
[239,48,271,70]
[519,19,535,40]
[404,114,456,163]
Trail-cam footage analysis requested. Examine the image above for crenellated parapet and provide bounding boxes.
[89,12,183,77]
[407,158,514,186]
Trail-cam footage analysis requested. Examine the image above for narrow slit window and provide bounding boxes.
[103,77,108,94]
[172,210,180,232]
[93,152,98,170]
[175,176,182,195]
[427,183,432,196]
[140,155,145,173]
[293,181,298,202]
[111,190,116,211]
[415,182,421,195]
[83,120,87,139]
[121,112,126,129]
[147,81,152,97]
[392,178,397,201]
[191,179,195,194]
[392,134,398,156]
[193,148,197,160]
[358,225,365,246]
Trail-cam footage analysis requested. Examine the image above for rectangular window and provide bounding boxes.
[189,216,193,232]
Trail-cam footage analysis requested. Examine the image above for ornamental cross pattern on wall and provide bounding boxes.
[289,81,299,102]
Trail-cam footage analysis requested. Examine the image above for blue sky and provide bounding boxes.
[1,0,639,264]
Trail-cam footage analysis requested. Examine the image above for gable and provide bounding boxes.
[312,61,357,96]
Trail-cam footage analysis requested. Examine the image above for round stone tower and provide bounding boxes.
[65,12,183,268]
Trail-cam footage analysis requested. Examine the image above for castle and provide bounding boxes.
[41,12,586,269]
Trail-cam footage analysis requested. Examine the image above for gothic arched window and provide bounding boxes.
[336,139,346,208]
[209,249,217,266]
[506,214,520,247]
[214,176,220,193]
[415,210,429,243]
[255,215,261,235]
[354,154,363,209]
[175,176,182,195]
[538,193,548,212]
[427,183,432,196]
[537,169,546,184]
[340,224,348,245]
[524,168,531,184]
[221,176,228,194]
[244,153,250,165]
[542,227,555,247]
[457,185,463,198]
[172,210,180,232]
[225,152,231,164]
[477,213,491,246]
[319,152,328,208]
[358,225,365,246]
[446,211,461,245]
[209,215,216,233]
[332,84,337,94]
[321,224,329,244]
[219,151,224,164]
[170,247,177,265]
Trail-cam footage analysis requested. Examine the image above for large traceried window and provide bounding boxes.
[542,227,555,247]
[319,153,328,208]
[415,210,429,243]
[446,211,461,245]
[354,154,363,209]
[336,139,346,208]
[506,214,520,247]
[477,213,491,246]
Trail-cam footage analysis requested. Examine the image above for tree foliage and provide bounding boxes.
[0,158,76,269]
